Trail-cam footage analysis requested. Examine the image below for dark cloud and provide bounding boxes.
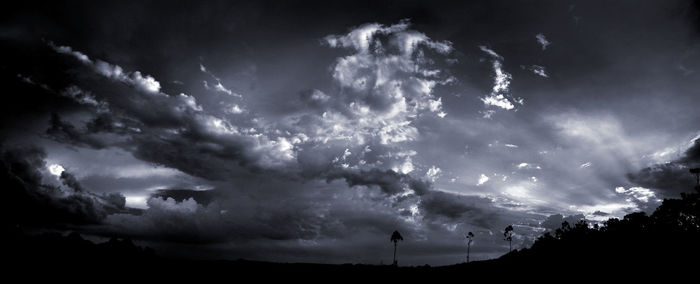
[46,113,106,149]
[680,139,700,165]
[628,139,700,197]
[421,191,542,232]
[326,168,431,196]
[421,191,481,220]
[59,171,84,192]
[1,145,129,228]
[2,0,700,265]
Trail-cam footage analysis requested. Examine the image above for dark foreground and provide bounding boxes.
[5,225,698,281]
[7,191,700,280]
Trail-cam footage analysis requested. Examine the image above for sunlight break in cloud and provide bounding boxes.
[48,164,65,176]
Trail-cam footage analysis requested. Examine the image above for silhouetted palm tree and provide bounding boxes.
[390,230,403,265]
[504,225,514,252]
[466,231,474,263]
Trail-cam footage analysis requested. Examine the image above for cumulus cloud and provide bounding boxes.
[4,1,698,266]
[320,20,453,131]
[481,94,515,110]
[615,186,660,203]
[33,22,547,264]
[1,145,128,227]
[479,46,523,111]
[104,196,223,243]
[477,174,489,186]
[49,42,162,94]
[426,166,441,182]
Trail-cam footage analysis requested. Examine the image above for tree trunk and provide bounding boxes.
[393,241,397,266]
[467,243,470,263]
[509,239,512,252]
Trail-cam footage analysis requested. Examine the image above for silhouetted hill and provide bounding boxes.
[6,227,157,264]
[440,190,700,276]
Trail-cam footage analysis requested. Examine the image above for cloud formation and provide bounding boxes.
[479,46,523,111]
[49,42,162,94]
[628,137,700,197]
[200,64,240,97]
[4,0,699,265]
[1,145,128,227]
[535,33,550,50]
[527,65,549,78]
[27,19,558,264]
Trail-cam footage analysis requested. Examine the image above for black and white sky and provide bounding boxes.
[2,0,700,265]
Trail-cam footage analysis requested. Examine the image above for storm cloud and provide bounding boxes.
[628,137,700,197]
[2,0,700,266]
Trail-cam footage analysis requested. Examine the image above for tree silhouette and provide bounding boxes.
[504,225,514,252]
[390,230,404,266]
[466,231,474,263]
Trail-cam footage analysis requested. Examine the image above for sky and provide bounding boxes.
[2,0,700,266]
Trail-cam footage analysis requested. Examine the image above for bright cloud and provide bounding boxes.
[529,65,549,78]
[477,173,490,186]
[49,42,162,94]
[426,166,441,182]
[615,186,661,203]
[479,46,522,111]
[535,33,550,50]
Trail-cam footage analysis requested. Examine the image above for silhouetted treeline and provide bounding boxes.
[483,191,700,272]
